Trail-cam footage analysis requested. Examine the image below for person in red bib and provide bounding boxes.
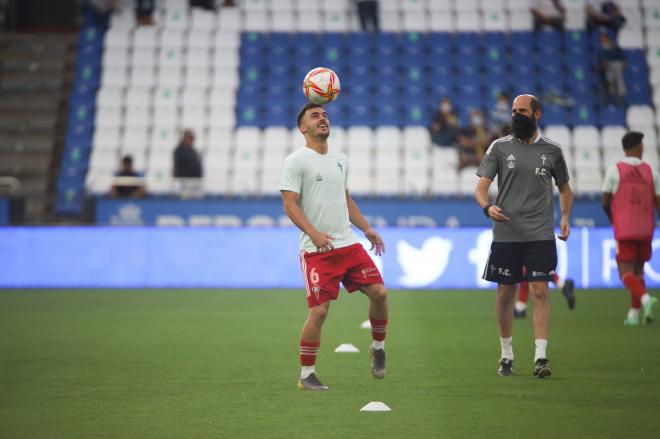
[602,131,660,326]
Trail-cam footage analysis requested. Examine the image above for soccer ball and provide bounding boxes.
[302,67,341,105]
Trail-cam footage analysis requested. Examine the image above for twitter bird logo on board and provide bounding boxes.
[397,237,453,287]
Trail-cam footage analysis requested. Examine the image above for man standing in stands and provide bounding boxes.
[531,0,566,31]
[475,94,573,378]
[586,0,626,35]
[173,129,202,179]
[602,131,660,326]
[280,103,388,391]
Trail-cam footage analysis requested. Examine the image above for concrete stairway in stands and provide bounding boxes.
[0,32,76,222]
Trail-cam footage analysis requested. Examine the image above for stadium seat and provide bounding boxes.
[150,126,179,151]
[271,10,295,32]
[601,126,627,151]
[618,28,644,49]
[458,166,479,196]
[574,173,603,195]
[402,11,428,32]
[431,167,459,195]
[162,9,189,30]
[96,86,124,109]
[509,10,533,31]
[572,125,601,149]
[598,105,626,127]
[429,10,455,32]
[157,67,182,88]
[482,0,506,11]
[102,47,129,69]
[542,105,570,126]
[94,105,122,130]
[109,9,136,29]
[153,86,179,111]
[482,10,508,32]
[544,125,572,149]
[572,104,597,127]
[627,105,655,127]
[158,46,183,70]
[92,125,121,151]
[323,10,351,32]
[104,28,131,50]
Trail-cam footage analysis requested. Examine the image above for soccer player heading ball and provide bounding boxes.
[279,103,387,391]
[475,94,574,379]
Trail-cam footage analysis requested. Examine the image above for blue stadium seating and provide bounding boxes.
[542,104,569,126]
[598,104,626,126]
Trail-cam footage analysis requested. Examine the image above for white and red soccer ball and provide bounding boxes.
[302,67,341,105]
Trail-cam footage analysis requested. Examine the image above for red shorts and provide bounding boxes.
[616,240,652,263]
[299,243,384,308]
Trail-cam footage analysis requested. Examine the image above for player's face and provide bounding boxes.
[303,108,330,138]
[511,96,539,120]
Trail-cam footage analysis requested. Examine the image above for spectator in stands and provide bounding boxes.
[430,97,460,148]
[489,92,511,138]
[86,0,118,28]
[136,0,155,26]
[597,32,627,106]
[221,0,236,6]
[110,155,145,199]
[531,0,566,31]
[190,0,215,10]
[355,0,379,32]
[458,109,489,170]
[174,130,203,178]
[586,1,626,35]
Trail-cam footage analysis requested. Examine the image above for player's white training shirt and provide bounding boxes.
[279,146,359,252]
[602,156,660,195]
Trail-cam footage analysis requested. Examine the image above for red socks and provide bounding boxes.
[300,340,320,366]
[518,282,529,303]
[370,318,388,342]
[552,273,560,285]
[622,272,645,309]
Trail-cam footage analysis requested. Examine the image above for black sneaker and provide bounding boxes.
[533,358,552,378]
[298,373,328,390]
[562,279,576,310]
[498,358,514,376]
[513,308,527,318]
[369,346,386,379]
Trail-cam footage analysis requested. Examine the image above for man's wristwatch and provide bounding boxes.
[483,204,492,218]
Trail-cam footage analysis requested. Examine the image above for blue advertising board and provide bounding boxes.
[2,226,660,289]
[96,197,610,228]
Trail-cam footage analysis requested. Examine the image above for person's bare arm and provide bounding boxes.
[602,192,613,223]
[557,182,573,240]
[281,190,334,252]
[475,176,509,221]
[346,190,384,255]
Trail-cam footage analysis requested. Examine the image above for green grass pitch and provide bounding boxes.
[1,289,659,438]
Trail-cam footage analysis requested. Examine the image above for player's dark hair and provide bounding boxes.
[122,155,133,165]
[622,131,644,150]
[296,102,324,128]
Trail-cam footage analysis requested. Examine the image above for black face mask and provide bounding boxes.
[511,113,537,141]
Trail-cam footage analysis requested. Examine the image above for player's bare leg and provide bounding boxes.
[361,283,388,378]
[298,301,330,390]
[530,281,552,377]
[496,284,516,376]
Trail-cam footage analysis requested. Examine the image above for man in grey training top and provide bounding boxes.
[475,94,574,378]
